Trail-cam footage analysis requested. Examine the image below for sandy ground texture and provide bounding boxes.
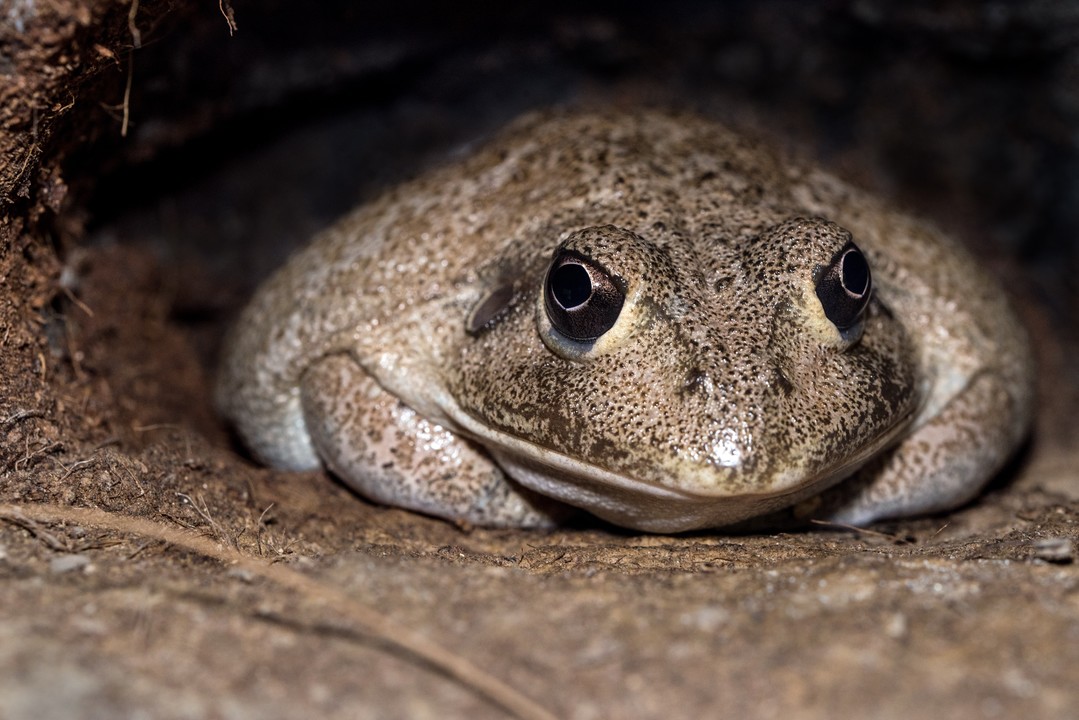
[2,2,1078,719]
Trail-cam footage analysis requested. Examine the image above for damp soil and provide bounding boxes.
[2,3,1078,719]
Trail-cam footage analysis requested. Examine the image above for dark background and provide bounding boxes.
[82,2,1077,295]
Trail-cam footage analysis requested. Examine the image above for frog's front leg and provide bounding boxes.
[299,353,568,528]
[808,370,1028,526]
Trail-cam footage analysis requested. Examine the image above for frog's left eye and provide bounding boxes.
[815,242,872,330]
[544,251,626,341]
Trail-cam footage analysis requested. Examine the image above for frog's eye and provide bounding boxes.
[815,242,872,330]
[544,250,626,341]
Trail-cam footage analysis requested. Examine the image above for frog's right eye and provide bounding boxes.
[544,251,626,341]
[815,241,872,330]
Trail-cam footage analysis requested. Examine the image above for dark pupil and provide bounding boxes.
[550,263,593,309]
[841,250,870,297]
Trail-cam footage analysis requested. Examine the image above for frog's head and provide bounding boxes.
[446,218,920,531]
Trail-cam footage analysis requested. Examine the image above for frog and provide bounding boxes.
[214,109,1034,533]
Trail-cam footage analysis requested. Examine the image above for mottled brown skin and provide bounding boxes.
[215,110,1033,532]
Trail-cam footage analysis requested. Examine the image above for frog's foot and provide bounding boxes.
[804,371,1026,527]
[299,353,569,528]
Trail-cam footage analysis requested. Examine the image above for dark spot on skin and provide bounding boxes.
[587,435,622,463]
[764,298,793,355]
[772,365,794,396]
[648,161,672,177]
[682,368,712,397]
[877,358,910,413]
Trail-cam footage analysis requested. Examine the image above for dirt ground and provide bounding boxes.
[2,3,1078,719]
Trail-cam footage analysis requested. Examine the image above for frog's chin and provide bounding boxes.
[438,398,916,533]
[487,448,838,533]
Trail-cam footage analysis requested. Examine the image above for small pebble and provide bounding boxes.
[1032,537,1074,564]
[50,554,91,574]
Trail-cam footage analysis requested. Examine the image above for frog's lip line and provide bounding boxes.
[447,406,698,501]
[436,394,920,504]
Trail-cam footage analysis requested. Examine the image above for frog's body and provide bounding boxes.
[215,110,1033,532]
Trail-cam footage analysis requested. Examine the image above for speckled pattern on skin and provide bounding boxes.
[215,110,1034,532]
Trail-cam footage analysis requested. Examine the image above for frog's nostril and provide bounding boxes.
[682,368,714,397]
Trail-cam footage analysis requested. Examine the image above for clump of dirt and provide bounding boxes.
[2,3,1078,719]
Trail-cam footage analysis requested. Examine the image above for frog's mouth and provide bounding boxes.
[435,392,919,533]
